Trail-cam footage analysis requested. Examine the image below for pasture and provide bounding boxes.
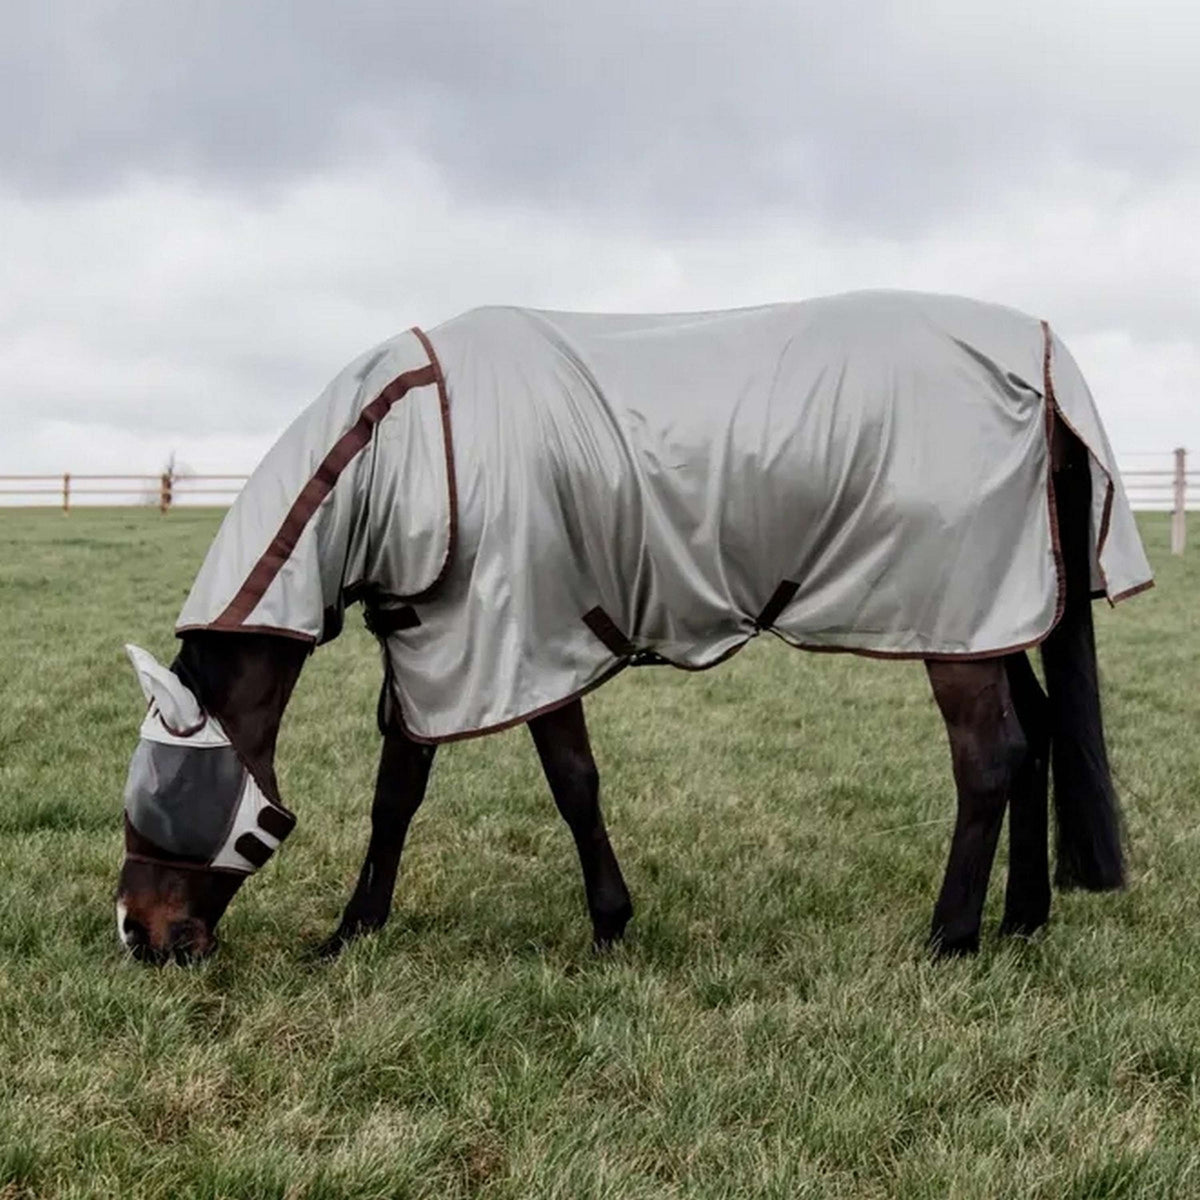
[1,507,1198,1199]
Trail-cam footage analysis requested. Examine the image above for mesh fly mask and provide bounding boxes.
[122,645,295,874]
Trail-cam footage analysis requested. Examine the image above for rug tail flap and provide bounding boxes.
[1044,327,1153,601]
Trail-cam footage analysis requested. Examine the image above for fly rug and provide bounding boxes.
[116,290,1152,964]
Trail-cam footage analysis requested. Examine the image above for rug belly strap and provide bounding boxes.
[583,606,636,657]
[364,603,422,636]
[755,580,801,630]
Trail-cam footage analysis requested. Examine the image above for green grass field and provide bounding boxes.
[1,508,1198,1199]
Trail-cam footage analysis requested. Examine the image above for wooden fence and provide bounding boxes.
[0,472,247,513]
[1,449,1197,553]
[1119,449,1197,554]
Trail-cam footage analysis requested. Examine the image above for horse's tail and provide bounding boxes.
[1038,427,1125,890]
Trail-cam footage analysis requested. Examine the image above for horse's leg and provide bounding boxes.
[926,658,1027,955]
[318,728,436,957]
[528,699,633,948]
[999,652,1052,937]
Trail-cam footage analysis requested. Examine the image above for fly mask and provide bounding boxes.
[122,645,295,873]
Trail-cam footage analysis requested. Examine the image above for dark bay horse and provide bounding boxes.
[116,421,1124,965]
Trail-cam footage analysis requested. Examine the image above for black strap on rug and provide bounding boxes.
[582,606,668,666]
[754,580,800,630]
[364,604,422,637]
[583,606,636,657]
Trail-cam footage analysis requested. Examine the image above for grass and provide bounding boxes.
[0,507,1198,1198]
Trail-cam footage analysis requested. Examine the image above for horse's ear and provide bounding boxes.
[124,644,203,731]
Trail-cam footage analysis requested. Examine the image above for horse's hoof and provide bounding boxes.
[312,928,356,961]
[591,901,632,951]
[928,932,979,959]
[998,915,1048,940]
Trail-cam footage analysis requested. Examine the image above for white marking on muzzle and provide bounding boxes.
[116,900,133,949]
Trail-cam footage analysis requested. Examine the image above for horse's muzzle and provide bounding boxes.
[119,911,216,966]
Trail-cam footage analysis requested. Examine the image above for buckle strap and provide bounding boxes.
[583,606,636,657]
[364,603,422,637]
[754,580,799,630]
[581,607,668,666]
[584,584,800,664]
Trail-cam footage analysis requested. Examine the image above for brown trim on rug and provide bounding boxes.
[1039,319,1152,606]
[207,354,439,630]
[404,327,460,602]
[1109,578,1155,603]
[392,567,1103,741]
[756,329,1069,667]
[390,632,758,745]
[1096,479,1114,563]
[1040,320,1069,641]
[659,643,748,674]
[1095,479,1116,604]
[791,633,1056,663]
[777,325,1119,662]
[583,602,754,671]
[393,603,1072,745]
[392,661,632,745]
[176,623,318,644]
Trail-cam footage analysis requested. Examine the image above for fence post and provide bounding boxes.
[159,470,173,514]
[1172,447,1187,556]
[62,473,70,515]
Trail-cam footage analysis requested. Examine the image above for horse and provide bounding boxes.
[114,292,1152,964]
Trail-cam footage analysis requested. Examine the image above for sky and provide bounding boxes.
[2,0,1198,501]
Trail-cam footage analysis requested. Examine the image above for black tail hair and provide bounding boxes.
[1039,429,1125,890]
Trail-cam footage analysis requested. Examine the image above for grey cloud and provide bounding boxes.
[4,1,1198,235]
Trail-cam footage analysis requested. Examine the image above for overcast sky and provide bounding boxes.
[2,0,1198,496]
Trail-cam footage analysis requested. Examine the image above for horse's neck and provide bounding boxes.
[175,631,309,801]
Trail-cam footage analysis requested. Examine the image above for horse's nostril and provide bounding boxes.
[166,920,213,964]
[130,940,168,966]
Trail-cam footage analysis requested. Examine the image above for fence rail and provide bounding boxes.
[1119,448,1196,554]
[0,472,248,513]
[1,449,1197,552]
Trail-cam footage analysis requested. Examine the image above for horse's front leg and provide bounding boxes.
[318,727,436,958]
[528,700,633,948]
[926,659,1027,956]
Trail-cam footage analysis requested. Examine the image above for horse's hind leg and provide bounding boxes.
[528,700,633,948]
[318,728,436,958]
[999,652,1052,937]
[926,658,1027,955]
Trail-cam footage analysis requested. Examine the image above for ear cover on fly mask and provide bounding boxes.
[122,644,294,873]
[125,643,205,734]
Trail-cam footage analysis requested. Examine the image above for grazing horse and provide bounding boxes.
[115,292,1152,964]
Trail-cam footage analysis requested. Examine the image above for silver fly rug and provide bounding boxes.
[178,290,1152,742]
